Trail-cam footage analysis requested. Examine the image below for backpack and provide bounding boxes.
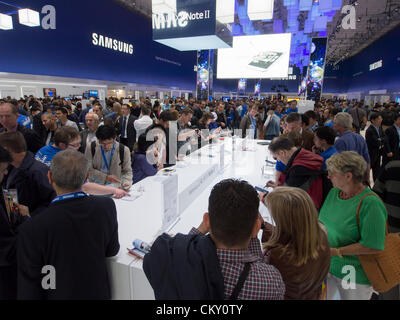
[91,141,125,167]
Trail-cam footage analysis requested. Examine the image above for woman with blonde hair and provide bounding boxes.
[319,151,387,300]
[261,187,331,300]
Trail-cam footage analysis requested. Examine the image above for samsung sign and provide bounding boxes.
[92,33,133,55]
[152,10,212,30]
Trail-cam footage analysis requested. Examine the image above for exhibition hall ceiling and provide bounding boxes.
[115,0,400,65]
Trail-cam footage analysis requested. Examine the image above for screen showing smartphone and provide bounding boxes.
[248,52,283,70]
[127,248,145,259]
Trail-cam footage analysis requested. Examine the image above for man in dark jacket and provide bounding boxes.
[268,137,325,209]
[383,113,400,166]
[0,132,56,217]
[144,179,285,300]
[0,102,44,154]
[115,104,138,152]
[0,146,30,300]
[365,112,386,181]
[17,149,120,300]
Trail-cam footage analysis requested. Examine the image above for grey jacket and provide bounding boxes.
[85,141,133,187]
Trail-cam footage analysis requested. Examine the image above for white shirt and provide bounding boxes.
[134,115,153,141]
[121,114,130,138]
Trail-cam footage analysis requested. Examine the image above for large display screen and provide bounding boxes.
[217,33,291,79]
[306,38,327,102]
[238,79,247,93]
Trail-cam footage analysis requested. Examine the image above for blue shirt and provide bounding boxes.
[132,153,157,184]
[285,107,298,115]
[320,146,338,169]
[334,131,371,164]
[324,120,334,129]
[35,144,61,167]
[250,115,256,137]
[275,160,286,173]
[18,115,31,128]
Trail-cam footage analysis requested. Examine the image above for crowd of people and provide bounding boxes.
[0,94,399,300]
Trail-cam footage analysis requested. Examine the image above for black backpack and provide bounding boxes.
[91,141,125,167]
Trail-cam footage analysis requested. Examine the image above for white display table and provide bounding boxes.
[107,137,276,300]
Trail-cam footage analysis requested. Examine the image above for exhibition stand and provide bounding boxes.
[107,137,276,300]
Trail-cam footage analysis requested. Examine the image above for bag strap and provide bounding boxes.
[229,262,251,300]
[119,143,125,167]
[356,193,388,236]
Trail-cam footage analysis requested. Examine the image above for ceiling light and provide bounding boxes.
[0,13,13,30]
[18,8,40,27]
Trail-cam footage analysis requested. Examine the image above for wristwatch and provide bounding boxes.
[336,248,344,258]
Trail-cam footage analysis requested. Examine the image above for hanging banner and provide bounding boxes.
[306,37,328,102]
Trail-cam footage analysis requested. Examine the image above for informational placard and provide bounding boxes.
[219,142,225,172]
[158,174,179,232]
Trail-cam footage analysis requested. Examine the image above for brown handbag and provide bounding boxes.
[356,193,400,293]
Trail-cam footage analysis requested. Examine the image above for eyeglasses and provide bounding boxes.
[68,142,81,148]
[99,141,115,147]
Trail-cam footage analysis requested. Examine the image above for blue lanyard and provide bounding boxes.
[51,192,88,204]
[101,142,116,173]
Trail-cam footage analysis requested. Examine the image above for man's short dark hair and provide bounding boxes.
[304,110,317,120]
[286,112,301,124]
[96,125,117,141]
[0,131,27,153]
[369,112,382,122]
[54,127,80,146]
[0,101,18,115]
[315,126,336,146]
[301,114,310,126]
[159,111,175,122]
[208,179,259,247]
[0,145,12,163]
[56,107,68,115]
[268,136,295,153]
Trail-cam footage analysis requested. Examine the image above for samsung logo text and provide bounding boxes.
[92,33,133,55]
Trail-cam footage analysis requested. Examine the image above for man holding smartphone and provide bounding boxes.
[85,125,132,191]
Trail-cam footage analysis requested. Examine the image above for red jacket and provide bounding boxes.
[280,148,324,209]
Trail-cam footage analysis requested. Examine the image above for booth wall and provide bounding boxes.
[0,0,196,90]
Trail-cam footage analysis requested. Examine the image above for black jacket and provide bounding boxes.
[2,152,56,217]
[17,195,120,300]
[384,125,400,161]
[32,113,48,145]
[143,233,224,300]
[115,114,138,151]
[0,124,43,154]
[366,125,386,165]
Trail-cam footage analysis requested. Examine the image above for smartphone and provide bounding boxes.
[127,248,145,259]
[254,186,269,194]
[248,52,283,71]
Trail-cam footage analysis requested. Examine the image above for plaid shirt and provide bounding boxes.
[189,228,285,300]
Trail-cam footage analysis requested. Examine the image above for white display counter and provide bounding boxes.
[107,137,276,300]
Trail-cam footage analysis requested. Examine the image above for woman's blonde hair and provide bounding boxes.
[263,187,326,266]
[326,151,367,183]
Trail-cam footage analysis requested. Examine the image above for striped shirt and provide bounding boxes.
[373,160,400,233]
[189,228,285,300]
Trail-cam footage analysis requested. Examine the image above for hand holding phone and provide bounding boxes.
[127,248,145,259]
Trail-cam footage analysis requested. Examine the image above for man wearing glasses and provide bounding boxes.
[85,125,132,191]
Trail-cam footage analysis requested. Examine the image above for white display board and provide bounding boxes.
[297,100,315,114]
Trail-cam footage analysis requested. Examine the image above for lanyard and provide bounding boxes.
[101,142,116,174]
[51,192,88,204]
